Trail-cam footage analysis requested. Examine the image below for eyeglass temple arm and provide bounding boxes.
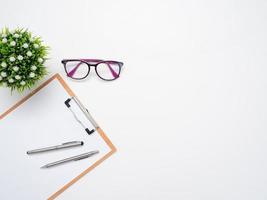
[97,60,123,78]
[105,62,119,78]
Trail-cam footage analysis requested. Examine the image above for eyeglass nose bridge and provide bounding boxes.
[87,64,103,80]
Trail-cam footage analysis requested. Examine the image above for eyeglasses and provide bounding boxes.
[61,59,124,81]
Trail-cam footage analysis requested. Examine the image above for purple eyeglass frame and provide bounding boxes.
[61,59,124,81]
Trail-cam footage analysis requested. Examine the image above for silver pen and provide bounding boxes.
[27,141,84,154]
[41,150,99,168]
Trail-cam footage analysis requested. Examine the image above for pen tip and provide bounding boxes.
[81,141,84,145]
[40,165,47,169]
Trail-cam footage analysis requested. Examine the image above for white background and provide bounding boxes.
[0,0,267,199]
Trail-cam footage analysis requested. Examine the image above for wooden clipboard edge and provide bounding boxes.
[48,129,116,199]
[0,74,59,120]
[0,74,116,199]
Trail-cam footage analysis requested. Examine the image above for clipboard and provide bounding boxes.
[0,74,116,199]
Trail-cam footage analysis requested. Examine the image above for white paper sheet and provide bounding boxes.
[0,78,112,199]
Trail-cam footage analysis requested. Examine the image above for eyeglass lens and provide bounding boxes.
[65,61,89,79]
[96,62,120,80]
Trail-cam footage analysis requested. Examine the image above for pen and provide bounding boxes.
[27,141,84,154]
[41,150,99,168]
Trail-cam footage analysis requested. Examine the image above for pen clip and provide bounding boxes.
[74,151,99,161]
[62,141,81,145]
[74,155,90,161]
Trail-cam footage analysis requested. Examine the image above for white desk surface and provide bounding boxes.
[1,0,267,199]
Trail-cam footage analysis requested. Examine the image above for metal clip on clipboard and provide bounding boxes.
[64,97,99,135]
